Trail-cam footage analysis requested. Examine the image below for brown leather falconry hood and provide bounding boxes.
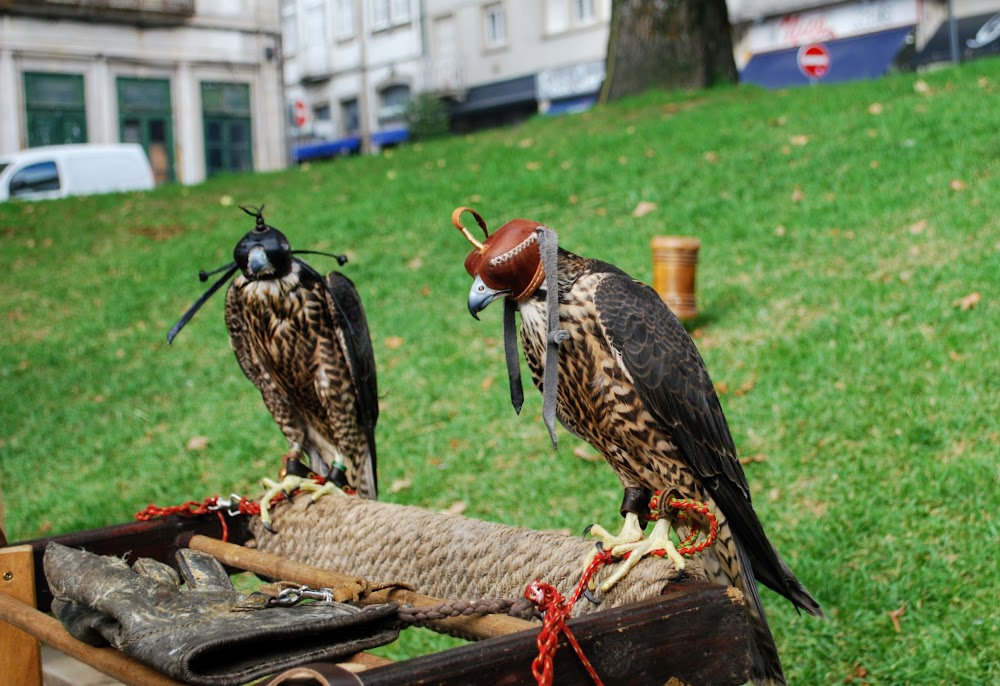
[453,206,546,300]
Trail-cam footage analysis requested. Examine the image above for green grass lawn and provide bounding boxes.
[2,58,998,684]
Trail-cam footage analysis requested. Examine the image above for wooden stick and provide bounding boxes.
[0,592,182,686]
[186,534,537,640]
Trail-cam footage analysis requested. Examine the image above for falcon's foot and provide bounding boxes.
[258,474,343,532]
[586,514,686,592]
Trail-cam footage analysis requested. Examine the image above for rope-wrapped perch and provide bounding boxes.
[249,494,704,618]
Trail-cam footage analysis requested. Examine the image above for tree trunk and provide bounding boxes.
[600,0,737,103]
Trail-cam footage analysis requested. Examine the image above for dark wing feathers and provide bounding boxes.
[322,270,379,472]
[593,271,819,613]
[592,272,747,489]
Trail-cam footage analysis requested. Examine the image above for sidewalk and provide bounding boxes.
[42,645,124,686]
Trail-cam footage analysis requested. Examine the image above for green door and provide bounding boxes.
[201,82,253,177]
[118,77,175,184]
[24,72,87,147]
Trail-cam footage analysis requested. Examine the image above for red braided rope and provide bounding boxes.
[135,495,262,542]
[524,550,611,686]
[645,493,719,557]
[521,495,717,684]
[134,475,337,542]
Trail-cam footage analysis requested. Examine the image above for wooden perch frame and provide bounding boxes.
[1,496,751,686]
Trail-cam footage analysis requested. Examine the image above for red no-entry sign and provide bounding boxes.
[797,44,831,80]
[293,100,308,128]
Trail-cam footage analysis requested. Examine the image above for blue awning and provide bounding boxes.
[740,26,913,89]
[370,127,409,147]
[544,96,596,116]
[293,136,360,163]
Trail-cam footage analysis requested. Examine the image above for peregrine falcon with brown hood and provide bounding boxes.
[168,206,378,524]
[452,207,821,686]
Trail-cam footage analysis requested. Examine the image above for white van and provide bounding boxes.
[0,143,155,202]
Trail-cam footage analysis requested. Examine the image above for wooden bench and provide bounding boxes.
[1,513,750,685]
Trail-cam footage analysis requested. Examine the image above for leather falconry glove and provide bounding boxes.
[44,542,400,686]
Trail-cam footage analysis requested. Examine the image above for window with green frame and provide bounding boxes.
[118,77,175,184]
[24,72,87,147]
[201,82,253,176]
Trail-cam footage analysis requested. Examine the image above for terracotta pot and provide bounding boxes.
[650,236,700,321]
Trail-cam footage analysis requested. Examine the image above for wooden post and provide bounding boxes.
[0,545,42,686]
[651,236,701,320]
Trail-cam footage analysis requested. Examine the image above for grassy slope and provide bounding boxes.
[2,59,998,683]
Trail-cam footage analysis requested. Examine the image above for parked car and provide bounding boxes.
[0,143,155,202]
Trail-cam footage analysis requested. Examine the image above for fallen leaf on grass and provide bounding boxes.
[186,436,210,451]
[907,219,927,235]
[739,454,767,466]
[384,336,405,349]
[950,179,966,191]
[388,478,412,494]
[888,604,906,633]
[440,500,467,516]
[868,102,884,115]
[573,445,602,462]
[791,185,805,202]
[790,134,809,146]
[631,201,657,218]
[845,663,869,683]
[734,375,758,397]
[480,376,494,391]
[913,79,931,95]
[953,292,981,311]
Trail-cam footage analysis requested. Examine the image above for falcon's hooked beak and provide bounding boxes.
[468,274,508,320]
[247,245,272,276]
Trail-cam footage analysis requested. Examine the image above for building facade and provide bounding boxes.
[5,1,998,181]
[0,0,286,185]
[284,0,610,161]
[729,0,1000,87]
[285,0,1000,162]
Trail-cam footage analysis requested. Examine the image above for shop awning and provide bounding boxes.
[740,26,913,89]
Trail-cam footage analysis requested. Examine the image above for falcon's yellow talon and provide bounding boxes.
[258,474,310,531]
[257,472,348,530]
[585,514,685,592]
